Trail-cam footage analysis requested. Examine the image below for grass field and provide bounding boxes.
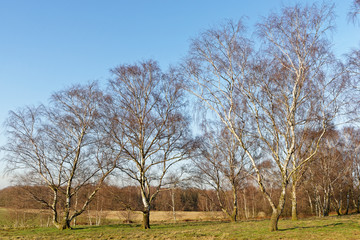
[1,209,360,239]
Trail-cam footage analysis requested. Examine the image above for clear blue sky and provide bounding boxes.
[0,0,359,189]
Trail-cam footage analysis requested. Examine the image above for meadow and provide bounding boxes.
[1,208,360,239]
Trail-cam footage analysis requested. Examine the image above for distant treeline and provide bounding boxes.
[0,182,357,219]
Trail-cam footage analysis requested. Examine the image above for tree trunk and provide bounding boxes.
[140,176,151,229]
[53,217,71,230]
[352,190,359,213]
[269,185,286,231]
[314,188,321,217]
[291,182,298,221]
[306,190,314,215]
[323,189,330,217]
[333,188,343,216]
[230,207,237,222]
[335,199,342,216]
[60,219,71,230]
[252,192,256,218]
[74,192,78,227]
[243,189,248,219]
[171,189,176,222]
[50,189,61,229]
[52,209,60,229]
[62,195,72,229]
[142,208,150,229]
[345,190,350,215]
[231,185,238,222]
[216,186,236,222]
[270,209,281,231]
[335,207,341,216]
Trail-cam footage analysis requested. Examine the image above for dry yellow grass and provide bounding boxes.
[1,208,227,225]
[89,210,226,223]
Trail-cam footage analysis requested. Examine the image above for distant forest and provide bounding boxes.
[1,180,354,219]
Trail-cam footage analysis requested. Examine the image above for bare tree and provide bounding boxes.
[247,2,344,227]
[304,128,353,217]
[192,125,250,222]
[1,82,122,230]
[184,3,344,231]
[108,60,192,229]
[343,127,360,212]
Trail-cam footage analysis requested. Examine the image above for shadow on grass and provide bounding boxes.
[70,216,349,232]
[279,223,343,231]
[71,221,225,231]
[72,227,86,230]
[71,223,142,230]
[152,220,230,229]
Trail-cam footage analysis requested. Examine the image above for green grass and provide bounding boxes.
[1,213,360,239]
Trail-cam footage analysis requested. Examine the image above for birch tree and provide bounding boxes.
[184,3,344,231]
[1,82,122,229]
[108,60,192,229]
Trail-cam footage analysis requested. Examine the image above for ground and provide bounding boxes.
[0,209,360,239]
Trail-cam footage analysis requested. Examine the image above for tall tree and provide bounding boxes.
[1,82,122,229]
[108,60,192,229]
[184,3,344,231]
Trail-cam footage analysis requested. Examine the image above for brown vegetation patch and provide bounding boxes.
[89,210,225,223]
